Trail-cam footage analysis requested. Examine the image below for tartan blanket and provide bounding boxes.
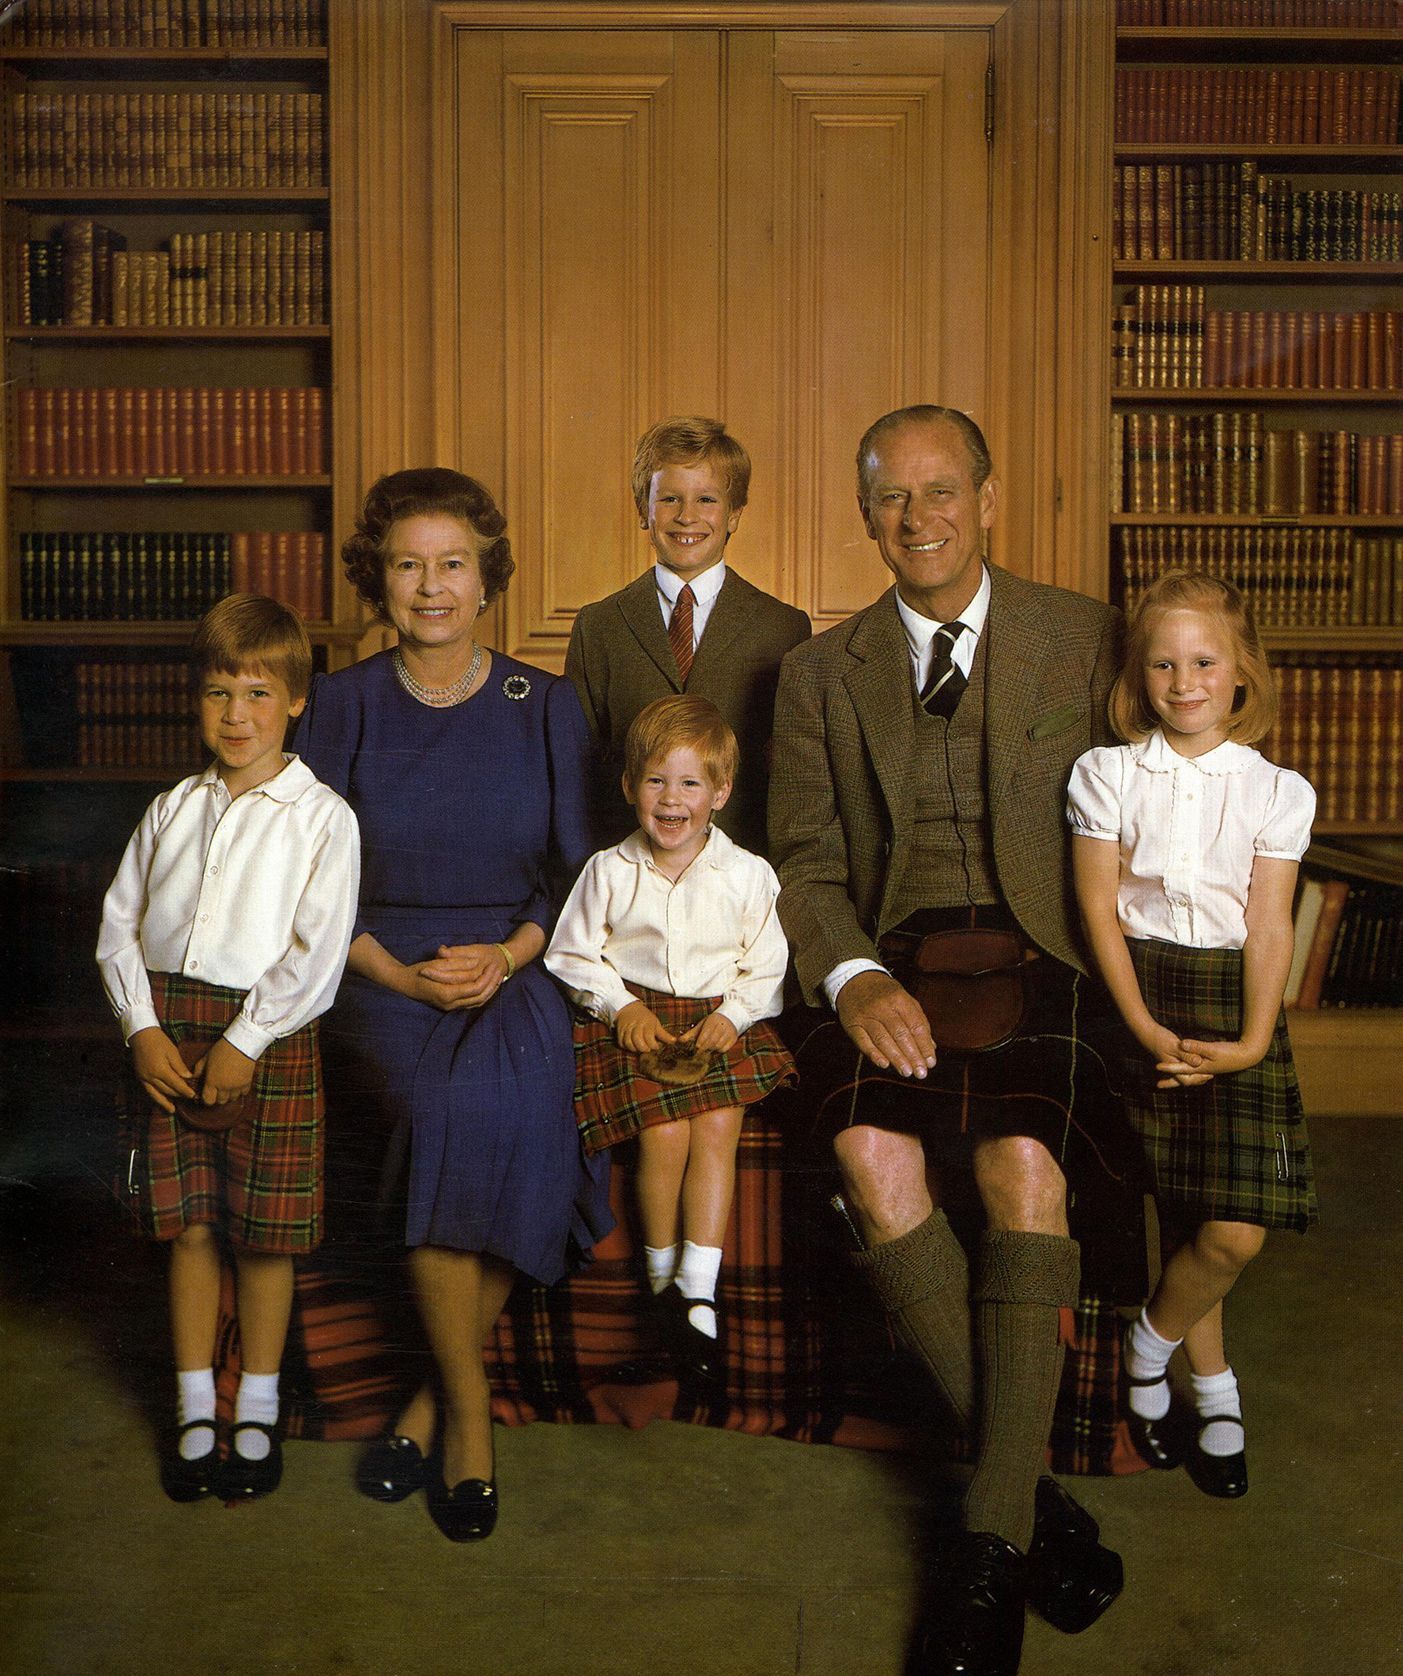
[201,1088,1146,1476]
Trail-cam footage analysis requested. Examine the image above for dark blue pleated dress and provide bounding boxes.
[297,649,613,1286]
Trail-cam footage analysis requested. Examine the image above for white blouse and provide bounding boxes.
[1066,729,1315,950]
[96,755,360,1058]
[544,825,788,1034]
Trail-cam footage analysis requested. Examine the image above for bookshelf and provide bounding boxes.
[0,2,352,1034]
[1111,2,1403,1112]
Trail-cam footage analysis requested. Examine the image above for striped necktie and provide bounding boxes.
[920,620,968,717]
[668,583,696,685]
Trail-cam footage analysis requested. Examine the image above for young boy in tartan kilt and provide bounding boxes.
[97,595,359,1503]
[1068,570,1316,1501]
[545,695,795,1389]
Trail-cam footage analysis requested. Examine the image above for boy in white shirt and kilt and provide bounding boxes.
[97,595,359,1503]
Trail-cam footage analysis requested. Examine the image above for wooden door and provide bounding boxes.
[448,23,991,665]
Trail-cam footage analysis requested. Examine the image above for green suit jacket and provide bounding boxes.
[566,567,811,854]
[769,566,1121,1003]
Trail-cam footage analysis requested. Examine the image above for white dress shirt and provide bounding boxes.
[654,559,727,651]
[544,825,788,1034]
[822,566,993,1009]
[1067,729,1315,950]
[96,755,360,1058]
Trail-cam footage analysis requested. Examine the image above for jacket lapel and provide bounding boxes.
[616,570,680,689]
[984,566,1049,806]
[845,590,917,846]
[687,569,745,685]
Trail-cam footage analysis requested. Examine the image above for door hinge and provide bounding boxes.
[985,60,995,145]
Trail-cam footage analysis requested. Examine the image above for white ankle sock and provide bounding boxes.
[1191,1367,1244,1456]
[234,1371,280,1460]
[176,1368,216,1460]
[644,1243,680,1295]
[675,1241,723,1339]
[1125,1310,1181,1420]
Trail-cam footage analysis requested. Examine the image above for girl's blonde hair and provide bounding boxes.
[623,695,739,794]
[1109,569,1276,745]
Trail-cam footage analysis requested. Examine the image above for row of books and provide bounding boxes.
[1114,163,1401,263]
[1119,0,1403,23]
[1114,67,1401,146]
[1286,876,1403,1011]
[4,1,326,47]
[19,224,327,328]
[17,531,329,622]
[13,386,328,480]
[1116,527,1403,627]
[1112,289,1402,391]
[1112,414,1403,515]
[7,92,325,191]
[73,662,202,772]
[1270,659,1403,824]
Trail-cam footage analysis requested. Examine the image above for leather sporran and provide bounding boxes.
[887,928,1033,1055]
[170,1037,252,1134]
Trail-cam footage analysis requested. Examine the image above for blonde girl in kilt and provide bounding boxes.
[97,597,359,1503]
[545,695,795,1389]
[1067,571,1316,1499]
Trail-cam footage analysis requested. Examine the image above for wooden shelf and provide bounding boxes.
[1287,1008,1403,1117]
[9,476,332,490]
[1117,27,1403,63]
[4,189,329,208]
[6,325,330,342]
[1263,629,1403,654]
[0,620,360,647]
[1114,261,1400,282]
[0,765,192,783]
[1112,513,1403,528]
[0,48,327,68]
[1110,387,1402,404]
[1114,144,1401,167]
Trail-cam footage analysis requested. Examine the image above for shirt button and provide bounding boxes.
[208,864,219,876]
[199,913,210,924]
[188,960,199,971]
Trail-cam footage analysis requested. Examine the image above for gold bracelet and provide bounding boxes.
[494,942,516,979]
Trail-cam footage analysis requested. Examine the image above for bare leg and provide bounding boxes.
[409,1245,514,1486]
[1146,1220,1265,1350]
[636,1119,690,1250]
[232,1251,294,1375]
[169,1223,222,1371]
[833,1123,933,1245]
[679,1106,744,1247]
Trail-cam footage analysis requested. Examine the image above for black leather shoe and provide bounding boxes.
[1026,1477,1124,1634]
[657,1284,724,1389]
[1123,1349,1191,1470]
[910,1530,1026,1676]
[356,1434,429,1502]
[1187,1422,1248,1499]
[161,1420,217,1503]
[426,1475,498,1542]
[216,1422,283,1500]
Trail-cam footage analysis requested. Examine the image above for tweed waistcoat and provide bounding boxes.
[887,627,1000,924]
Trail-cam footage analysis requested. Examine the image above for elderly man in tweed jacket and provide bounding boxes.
[769,406,1125,1676]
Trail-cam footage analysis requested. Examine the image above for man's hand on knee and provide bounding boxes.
[836,970,937,1078]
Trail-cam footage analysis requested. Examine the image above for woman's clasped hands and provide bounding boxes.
[410,942,514,1010]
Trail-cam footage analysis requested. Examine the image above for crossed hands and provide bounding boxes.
[614,1000,739,1056]
[406,943,513,1011]
[131,1027,256,1114]
[1137,1021,1264,1088]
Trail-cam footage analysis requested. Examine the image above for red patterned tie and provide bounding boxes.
[668,583,695,685]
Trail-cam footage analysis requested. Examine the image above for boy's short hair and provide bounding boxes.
[623,695,739,793]
[191,593,314,701]
[1109,568,1276,745]
[630,416,751,518]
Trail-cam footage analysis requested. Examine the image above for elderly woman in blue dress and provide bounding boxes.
[297,467,611,1541]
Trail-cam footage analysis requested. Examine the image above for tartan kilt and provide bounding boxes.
[1124,938,1317,1232]
[572,984,797,1154]
[124,971,325,1253]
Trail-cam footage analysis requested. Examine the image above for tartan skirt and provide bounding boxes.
[125,971,324,1253]
[1124,938,1317,1232]
[573,984,797,1154]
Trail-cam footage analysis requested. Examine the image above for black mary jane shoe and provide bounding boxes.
[1026,1476,1124,1635]
[1186,1420,1249,1499]
[657,1284,724,1390]
[910,1530,1026,1676]
[1123,1365,1191,1471]
[161,1420,218,1503]
[215,1421,284,1501]
[356,1434,429,1503]
[426,1474,498,1542]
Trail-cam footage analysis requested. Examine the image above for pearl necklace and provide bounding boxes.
[393,643,483,708]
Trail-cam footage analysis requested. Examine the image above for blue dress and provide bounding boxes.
[297,649,613,1286]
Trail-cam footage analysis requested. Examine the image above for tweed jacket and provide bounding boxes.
[769,566,1121,1004]
[566,566,811,853]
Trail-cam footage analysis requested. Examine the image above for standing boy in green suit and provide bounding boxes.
[565,416,810,855]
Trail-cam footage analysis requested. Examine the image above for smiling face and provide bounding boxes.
[199,666,304,797]
[860,417,996,621]
[642,460,743,583]
[626,744,732,876]
[1143,607,1244,757]
[382,512,487,654]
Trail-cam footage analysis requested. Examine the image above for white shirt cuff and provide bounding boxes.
[224,1014,274,1061]
[121,1003,161,1043]
[822,958,888,1011]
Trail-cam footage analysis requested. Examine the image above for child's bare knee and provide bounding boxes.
[1198,1220,1265,1272]
[173,1223,218,1254]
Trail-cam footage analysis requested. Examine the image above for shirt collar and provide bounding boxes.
[620,822,737,872]
[1132,728,1256,777]
[198,753,314,802]
[894,563,991,656]
[655,558,727,609]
